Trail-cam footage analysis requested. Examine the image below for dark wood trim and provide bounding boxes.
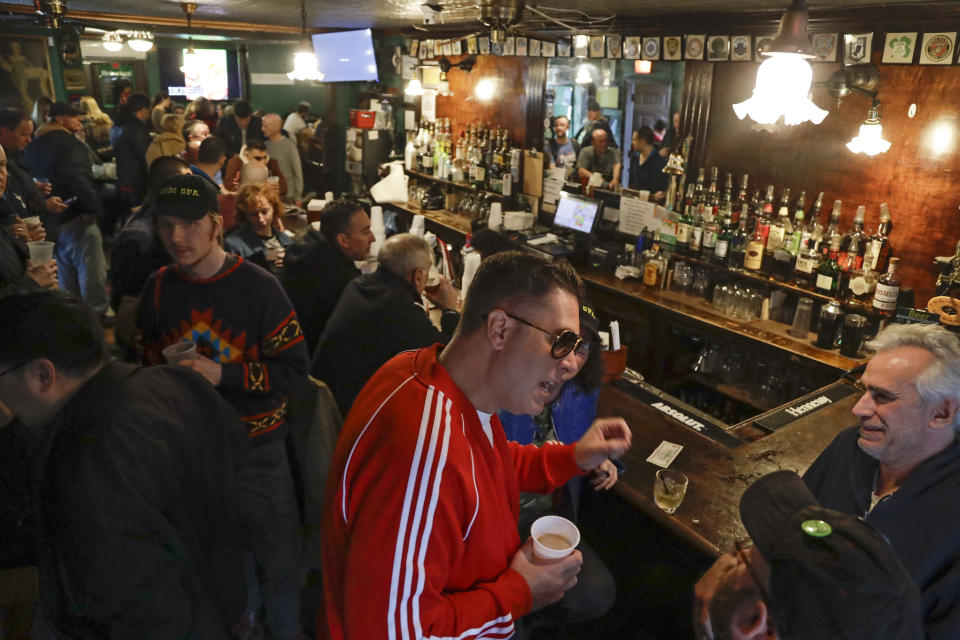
[523,57,547,150]
[680,61,714,176]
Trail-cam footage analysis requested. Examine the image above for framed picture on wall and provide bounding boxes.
[623,37,640,60]
[754,35,776,61]
[502,37,515,56]
[607,35,622,58]
[491,40,503,56]
[663,36,682,60]
[843,33,873,65]
[0,35,55,115]
[409,40,420,57]
[441,42,452,56]
[542,41,556,57]
[466,37,478,55]
[919,32,956,65]
[530,39,541,56]
[642,37,660,60]
[558,40,572,57]
[882,32,917,64]
[706,36,729,61]
[730,35,751,61]
[812,34,839,62]
[515,37,527,56]
[452,40,462,55]
[478,36,491,55]
[685,35,705,60]
[589,35,605,58]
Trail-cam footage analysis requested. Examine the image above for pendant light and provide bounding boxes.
[287,0,324,81]
[732,0,827,126]
[127,31,155,52]
[102,31,124,52]
[179,3,202,77]
[846,102,891,156]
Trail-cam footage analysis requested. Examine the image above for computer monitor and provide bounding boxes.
[552,192,601,235]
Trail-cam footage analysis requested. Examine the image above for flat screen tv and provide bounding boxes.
[158,46,240,101]
[311,29,379,83]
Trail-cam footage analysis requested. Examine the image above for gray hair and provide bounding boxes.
[378,233,432,280]
[867,323,960,429]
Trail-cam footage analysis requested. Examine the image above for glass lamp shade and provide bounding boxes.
[127,32,154,52]
[575,66,592,84]
[102,32,124,52]
[180,47,201,77]
[732,53,827,126]
[405,77,425,96]
[847,121,891,156]
[287,50,325,81]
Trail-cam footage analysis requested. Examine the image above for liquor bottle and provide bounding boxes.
[689,198,704,257]
[404,131,417,171]
[720,172,734,217]
[763,203,791,274]
[821,200,842,258]
[700,205,718,262]
[793,227,822,289]
[728,214,750,269]
[473,141,487,189]
[693,167,706,213]
[866,203,892,272]
[785,192,806,256]
[643,232,666,287]
[839,205,867,272]
[743,223,766,272]
[756,185,776,245]
[676,183,695,256]
[734,174,750,224]
[714,212,734,266]
[815,235,842,297]
[804,191,824,252]
[872,257,901,316]
[488,135,502,193]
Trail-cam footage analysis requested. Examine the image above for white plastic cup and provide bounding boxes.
[27,241,54,264]
[22,216,41,229]
[324,191,335,202]
[370,205,385,231]
[162,339,197,365]
[530,515,580,561]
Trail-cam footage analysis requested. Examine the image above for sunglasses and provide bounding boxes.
[500,310,583,359]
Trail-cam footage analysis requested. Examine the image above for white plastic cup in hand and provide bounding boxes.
[22,216,41,230]
[27,241,54,263]
[162,339,197,365]
[424,265,442,294]
[531,515,580,561]
[266,175,280,190]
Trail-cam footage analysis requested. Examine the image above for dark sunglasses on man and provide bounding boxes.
[495,309,584,359]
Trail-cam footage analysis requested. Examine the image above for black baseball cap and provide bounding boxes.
[154,174,220,221]
[49,102,80,118]
[740,471,922,640]
[580,302,599,340]
[587,99,602,112]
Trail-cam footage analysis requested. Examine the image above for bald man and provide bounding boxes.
[261,113,302,206]
[576,129,621,190]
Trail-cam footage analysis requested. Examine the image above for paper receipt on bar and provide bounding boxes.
[646,441,683,468]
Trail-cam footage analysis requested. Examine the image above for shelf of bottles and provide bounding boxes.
[404,118,523,199]
[645,166,902,320]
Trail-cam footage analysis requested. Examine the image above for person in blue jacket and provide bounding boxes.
[224,182,293,277]
[499,301,618,631]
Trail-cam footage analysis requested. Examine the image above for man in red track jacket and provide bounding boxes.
[321,251,632,640]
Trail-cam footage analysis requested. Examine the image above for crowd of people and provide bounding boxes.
[1,90,960,640]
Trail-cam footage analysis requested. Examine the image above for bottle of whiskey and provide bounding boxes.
[785,192,806,256]
[677,183,695,256]
[815,235,842,297]
[714,211,734,266]
[756,185,776,245]
[728,214,750,269]
[743,223,766,272]
[821,200,842,258]
[872,257,902,316]
[794,227,822,289]
[839,205,867,272]
[866,203,892,272]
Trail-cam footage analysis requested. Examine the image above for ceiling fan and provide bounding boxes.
[2,0,115,32]
[413,0,614,45]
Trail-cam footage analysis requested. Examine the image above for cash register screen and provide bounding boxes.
[552,192,600,235]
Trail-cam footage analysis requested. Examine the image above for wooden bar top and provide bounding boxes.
[600,381,860,557]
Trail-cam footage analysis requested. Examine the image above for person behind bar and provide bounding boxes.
[0,290,249,638]
[576,129,621,190]
[702,470,921,640]
[320,251,632,640]
[498,302,618,633]
[695,323,960,639]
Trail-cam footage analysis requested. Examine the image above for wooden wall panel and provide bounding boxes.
[434,55,533,144]
[698,50,960,307]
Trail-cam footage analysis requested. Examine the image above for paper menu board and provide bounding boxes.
[541,167,565,214]
[618,195,679,241]
[522,151,544,197]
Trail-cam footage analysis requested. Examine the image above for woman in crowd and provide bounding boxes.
[224,182,292,276]
[184,96,217,131]
[145,114,185,168]
[77,95,114,162]
[0,147,57,296]
[150,91,171,132]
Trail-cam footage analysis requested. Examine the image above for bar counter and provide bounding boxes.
[600,378,861,557]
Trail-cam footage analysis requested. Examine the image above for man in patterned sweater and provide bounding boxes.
[321,251,633,639]
[134,173,309,640]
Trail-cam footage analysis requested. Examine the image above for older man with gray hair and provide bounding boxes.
[261,113,302,205]
[696,322,960,639]
[311,232,461,413]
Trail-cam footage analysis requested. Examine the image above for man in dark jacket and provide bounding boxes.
[112,92,152,213]
[215,99,263,158]
[0,108,68,223]
[312,233,459,413]
[281,198,375,352]
[0,290,249,639]
[23,102,109,315]
[802,323,960,639]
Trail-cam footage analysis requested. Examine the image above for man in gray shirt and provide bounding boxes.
[576,129,621,190]
[262,113,303,206]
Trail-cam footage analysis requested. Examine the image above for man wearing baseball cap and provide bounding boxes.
[704,470,922,640]
[134,173,309,640]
